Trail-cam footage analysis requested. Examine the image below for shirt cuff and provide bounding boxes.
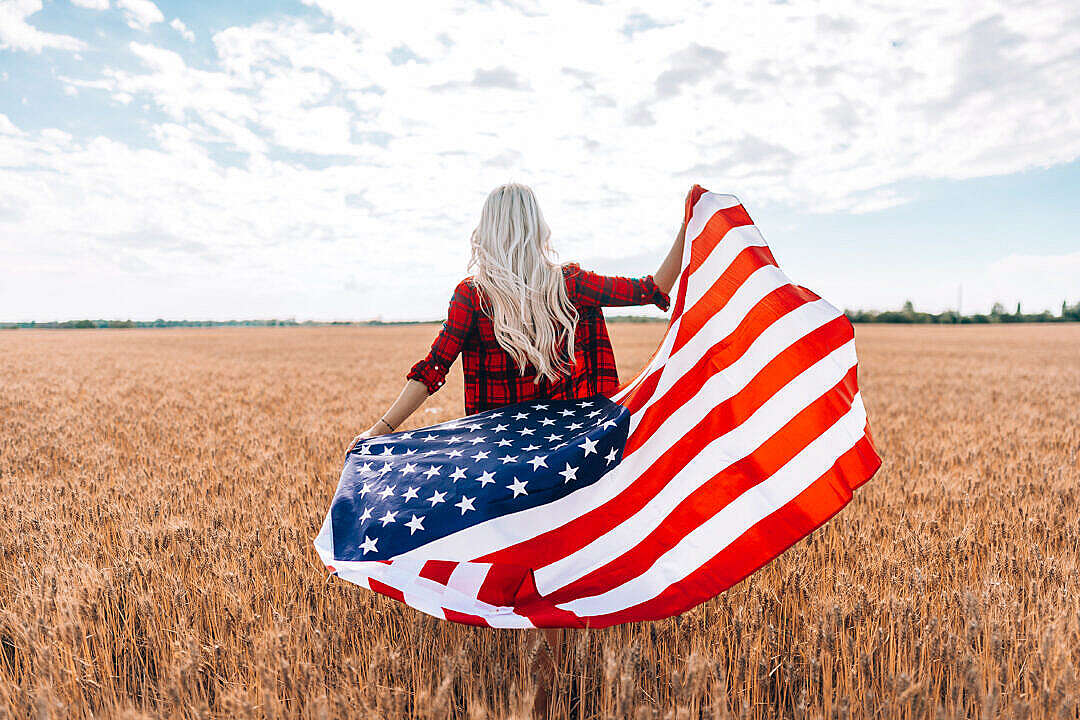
[643,275,671,312]
[406,357,447,394]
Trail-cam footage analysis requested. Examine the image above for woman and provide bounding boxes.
[348,182,688,716]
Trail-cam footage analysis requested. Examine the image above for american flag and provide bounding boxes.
[314,185,881,628]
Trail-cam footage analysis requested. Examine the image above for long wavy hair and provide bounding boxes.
[468,183,579,383]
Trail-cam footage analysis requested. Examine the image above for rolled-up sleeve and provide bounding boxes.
[566,263,670,311]
[406,280,476,394]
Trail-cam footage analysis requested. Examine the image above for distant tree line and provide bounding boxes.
[845,300,1080,324]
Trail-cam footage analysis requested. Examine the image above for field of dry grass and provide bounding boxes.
[1,322,1078,719]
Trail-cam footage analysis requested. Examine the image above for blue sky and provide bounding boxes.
[1,0,1078,321]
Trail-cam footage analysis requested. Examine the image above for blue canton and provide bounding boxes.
[331,394,629,561]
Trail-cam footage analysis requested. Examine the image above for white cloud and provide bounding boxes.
[116,0,163,31]
[0,0,86,52]
[2,1,1080,320]
[170,17,194,42]
[71,0,110,10]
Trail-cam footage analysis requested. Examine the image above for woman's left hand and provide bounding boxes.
[346,426,383,455]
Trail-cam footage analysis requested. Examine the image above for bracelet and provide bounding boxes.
[379,417,396,432]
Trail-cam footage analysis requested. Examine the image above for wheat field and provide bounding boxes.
[1,323,1077,719]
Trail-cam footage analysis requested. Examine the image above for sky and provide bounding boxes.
[1,0,1078,322]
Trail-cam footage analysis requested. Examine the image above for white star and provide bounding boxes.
[472,450,490,461]
[534,403,549,410]
[580,437,598,457]
[491,423,509,433]
[360,536,378,554]
[427,490,447,506]
[359,482,373,497]
[507,477,528,497]
[401,462,418,475]
[423,465,441,479]
[580,401,594,407]
[528,455,548,470]
[359,507,373,522]
[489,412,503,418]
[455,496,476,515]
[605,446,618,465]
[379,462,393,474]
[602,420,617,430]
[517,426,535,436]
[522,444,541,452]
[476,470,496,487]
[423,434,439,442]
[496,438,513,447]
[538,417,556,426]
[513,411,529,420]
[568,422,584,431]
[559,409,574,417]
[588,409,603,418]
[558,464,578,483]
[405,514,425,535]
[378,510,397,526]
[546,433,562,442]
[401,486,419,502]
[399,432,414,439]
[403,448,417,455]
[447,448,464,458]
[357,462,373,473]
[447,435,462,444]
[380,446,394,456]
[450,466,467,481]
[378,485,396,499]
[466,424,483,431]
[468,435,487,444]
[500,454,519,464]
[358,445,372,456]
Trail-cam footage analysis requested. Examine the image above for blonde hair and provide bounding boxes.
[468,183,579,383]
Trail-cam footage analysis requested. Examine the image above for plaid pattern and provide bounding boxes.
[407,263,671,416]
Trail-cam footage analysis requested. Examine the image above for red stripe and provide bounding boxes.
[671,245,779,355]
[576,433,881,627]
[442,608,489,627]
[626,285,833,457]
[544,364,861,603]
[368,578,405,603]
[419,559,457,585]
[476,311,853,571]
[687,205,753,276]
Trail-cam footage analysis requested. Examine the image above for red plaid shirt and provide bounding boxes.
[407,263,670,416]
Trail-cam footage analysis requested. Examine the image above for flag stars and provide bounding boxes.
[517,427,535,436]
[357,462,373,474]
[379,462,393,474]
[476,470,496,487]
[360,536,378,554]
[380,446,395,456]
[405,514,425,535]
[559,463,578,483]
[450,466,468,481]
[427,490,447,506]
[401,462,418,475]
[528,455,548,470]
[539,417,556,426]
[568,422,584,431]
[447,448,464,459]
[513,411,529,420]
[580,437,598,457]
[455,496,476,515]
[605,447,618,464]
[559,409,574,417]
[359,507,373,523]
[522,444,541,452]
[468,435,487,444]
[401,486,420,502]
[359,481,373,497]
[546,433,562,442]
[508,477,528,497]
[496,438,513,447]
[491,423,509,433]
[378,485,396,500]
[472,450,490,462]
[423,465,441,479]
[500,454,519,464]
[588,409,604,418]
[378,510,397,526]
[602,420,617,430]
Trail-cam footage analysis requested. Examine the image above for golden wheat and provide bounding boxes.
[1,323,1077,719]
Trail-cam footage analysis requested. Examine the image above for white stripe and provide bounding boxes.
[683,224,768,310]
[388,299,844,565]
[535,340,858,594]
[610,192,742,405]
[556,394,867,617]
[447,562,492,598]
